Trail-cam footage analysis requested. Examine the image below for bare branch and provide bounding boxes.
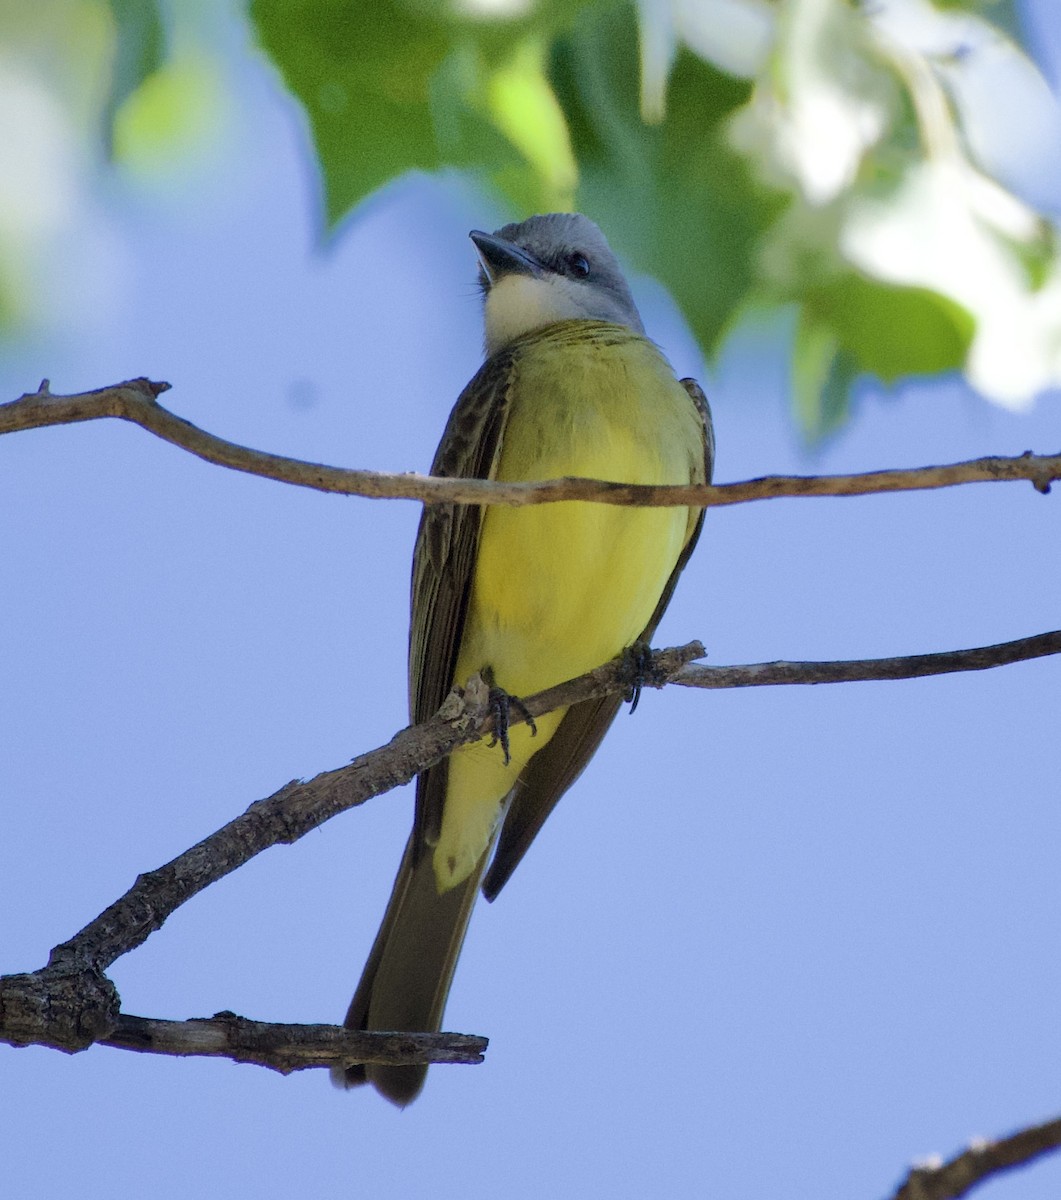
[38,642,702,977]
[0,966,120,1053]
[2,378,1058,507]
[3,631,1051,989]
[889,1115,1061,1200]
[101,1013,486,1074]
[1,631,1057,1065]
[673,630,1061,689]
[0,975,485,1070]
[7,378,1058,1095]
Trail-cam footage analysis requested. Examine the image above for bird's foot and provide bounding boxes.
[623,642,655,714]
[487,683,537,766]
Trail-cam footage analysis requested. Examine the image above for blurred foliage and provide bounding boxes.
[0,0,227,344]
[111,52,226,176]
[0,0,117,336]
[2,0,1059,431]
[101,0,165,155]
[548,6,772,361]
[247,0,1061,432]
[103,0,229,179]
[249,0,599,223]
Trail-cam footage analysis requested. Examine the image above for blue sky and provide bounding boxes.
[2,4,1060,1198]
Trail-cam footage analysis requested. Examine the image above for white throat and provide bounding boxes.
[483,274,592,356]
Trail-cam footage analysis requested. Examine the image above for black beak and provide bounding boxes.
[469,231,545,286]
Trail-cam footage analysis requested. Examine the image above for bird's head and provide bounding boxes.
[471,213,644,356]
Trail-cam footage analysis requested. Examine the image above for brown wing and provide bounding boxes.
[409,348,520,851]
[481,376,715,901]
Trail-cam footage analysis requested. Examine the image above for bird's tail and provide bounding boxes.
[332,832,488,1106]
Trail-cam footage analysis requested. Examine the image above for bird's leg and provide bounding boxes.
[622,641,654,714]
[482,667,537,766]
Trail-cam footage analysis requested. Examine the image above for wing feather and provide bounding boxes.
[409,349,519,849]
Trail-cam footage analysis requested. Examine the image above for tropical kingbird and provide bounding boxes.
[335,213,714,1105]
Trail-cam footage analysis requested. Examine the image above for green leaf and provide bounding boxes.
[549,3,781,354]
[249,0,595,227]
[793,313,858,439]
[103,0,165,155]
[789,274,975,432]
[251,0,458,225]
[111,53,226,176]
[805,275,975,384]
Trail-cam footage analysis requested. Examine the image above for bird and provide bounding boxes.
[334,212,714,1105]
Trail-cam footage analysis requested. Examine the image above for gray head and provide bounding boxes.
[469,213,644,356]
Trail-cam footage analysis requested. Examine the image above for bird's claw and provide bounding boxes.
[623,643,653,714]
[488,686,537,765]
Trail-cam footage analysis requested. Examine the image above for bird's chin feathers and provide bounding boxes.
[483,273,635,356]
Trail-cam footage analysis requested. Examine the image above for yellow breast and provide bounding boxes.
[433,321,704,891]
[460,322,702,693]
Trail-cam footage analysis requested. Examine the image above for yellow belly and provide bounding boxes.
[433,326,702,889]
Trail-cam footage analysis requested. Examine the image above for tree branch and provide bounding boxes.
[888,1115,1061,1200]
[5,376,1059,1089]
[101,1013,486,1074]
[39,642,704,979]
[2,630,1056,1066]
[673,630,1061,688]
[0,969,486,1071]
[3,378,1058,507]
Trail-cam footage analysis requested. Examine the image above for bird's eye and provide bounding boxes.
[567,252,591,278]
